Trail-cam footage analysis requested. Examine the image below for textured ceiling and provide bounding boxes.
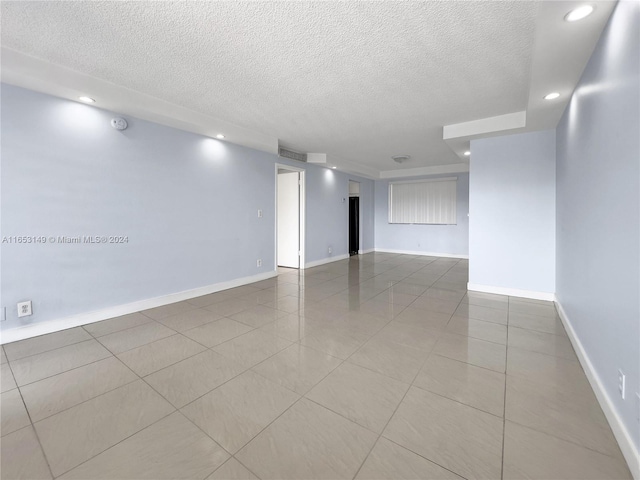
[1,1,538,171]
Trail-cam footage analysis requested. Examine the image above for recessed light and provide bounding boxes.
[331,166,337,169]
[78,96,95,103]
[544,92,561,100]
[464,151,471,156]
[565,5,594,22]
[216,134,225,139]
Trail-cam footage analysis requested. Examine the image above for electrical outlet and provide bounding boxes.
[257,259,262,267]
[257,209,262,218]
[1,307,5,321]
[636,393,640,423]
[328,247,332,254]
[618,369,626,399]
[17,301,32,318]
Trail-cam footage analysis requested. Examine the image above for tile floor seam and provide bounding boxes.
[351,295,463,480]
[144,352,252,410]
[502,417,626,460]
[4,334,96,363]
[22,375,140,424]
[376,434,471,480]
[506,344,580,363]
[500,296,512,480]
[81,317,157,339]
[49,408,178,479]
[179,319,260,350]
[6,424,56,480]
[409,379,505,421]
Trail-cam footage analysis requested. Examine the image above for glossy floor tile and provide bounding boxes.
[181,370,299,453]
[20,356,137,422]
[236,398,377,479]
[0,253,630,480]
[116,333,206,376]
[414,353,505,417]
[1,426,52,480]
[503,421,631,480]
[59,412,228,479]
[383,386,504,479]
[306,362,409,433]
[34,380,174,476]
[355,437,463,480]
[433,332,507,373]
[1,388,31,436]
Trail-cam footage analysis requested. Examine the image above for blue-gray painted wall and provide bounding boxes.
[0,84,373,330]
[556,0,639,450]
[374,173,469,256]
[469,130,557,294]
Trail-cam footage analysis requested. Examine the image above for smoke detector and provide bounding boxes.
[392,155,411,164]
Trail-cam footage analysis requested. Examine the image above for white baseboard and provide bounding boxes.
[0,271,278,345]
[374,248,469,259]
[304,254,349,269]
[555,299,640,480]
[359,248,375,254]
[467,283,555,301]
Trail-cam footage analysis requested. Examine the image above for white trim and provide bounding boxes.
[467,283,555,301]
[0,271,278,345]
[443,111,527,139]
[359,248,375,254]
[304,254,349,269]
[375,248,468,259]
[555,299,640,480]
[389,176,457,185]
[379,163,469,179]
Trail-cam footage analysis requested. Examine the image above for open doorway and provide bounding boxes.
[276,165,305,269]
[349,180,360,256]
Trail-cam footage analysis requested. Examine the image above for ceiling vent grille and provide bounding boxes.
[278,147,307,163]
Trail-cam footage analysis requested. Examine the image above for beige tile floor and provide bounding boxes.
[0,253,632,479]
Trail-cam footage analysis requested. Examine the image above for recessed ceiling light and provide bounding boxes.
[216,134,225,139]
[464,151,471,156]
[78,96,95,103]
[565,5,594,22]
[331,166,337,169]
[544,92,561,100]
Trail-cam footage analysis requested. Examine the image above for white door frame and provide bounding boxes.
[275,164,306,269]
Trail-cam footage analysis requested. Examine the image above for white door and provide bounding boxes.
[277,171,300,268]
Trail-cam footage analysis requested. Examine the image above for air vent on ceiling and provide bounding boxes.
[278,147,307,163]
[392,155,411,164]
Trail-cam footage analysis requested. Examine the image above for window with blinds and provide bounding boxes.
[388,177,457,225]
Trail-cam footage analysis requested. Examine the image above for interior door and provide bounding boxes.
[277,171,300,268]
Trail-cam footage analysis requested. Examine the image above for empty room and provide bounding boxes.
[0,1,638,479]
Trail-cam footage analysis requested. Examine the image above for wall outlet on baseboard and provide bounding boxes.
[256,259,262,267]
[17,301,32,318]
[618,369,626,399]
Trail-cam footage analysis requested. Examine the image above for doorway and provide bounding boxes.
[349,180,360,256]
[276,165,305,269]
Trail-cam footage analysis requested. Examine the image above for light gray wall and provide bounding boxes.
[556,0,639,451]
[373,173,469,256]
[469,130,556,294]
[0,84,373,331]
[358,178,375,251]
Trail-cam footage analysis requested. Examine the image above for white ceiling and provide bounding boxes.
[0,1,616,178]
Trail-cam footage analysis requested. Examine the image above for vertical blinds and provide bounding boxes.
[389,177,457,224]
